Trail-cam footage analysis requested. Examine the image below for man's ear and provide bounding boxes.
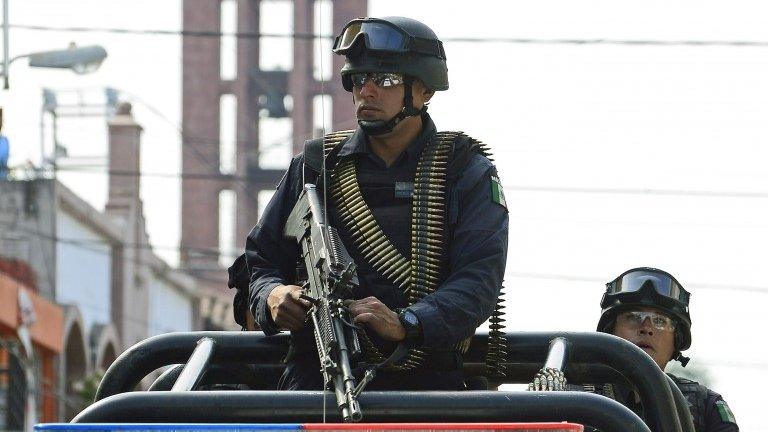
[416,84,435,106]
[423,88,435,103]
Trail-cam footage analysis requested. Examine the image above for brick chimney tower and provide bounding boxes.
[105,102,150,343]
[106,102,142,214]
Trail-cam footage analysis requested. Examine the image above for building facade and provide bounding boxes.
[0,104,201,425]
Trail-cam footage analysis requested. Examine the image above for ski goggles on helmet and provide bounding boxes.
[349,72,404,88]
[606,268,690,306]
[617,310,677,332]
[333,18,446,59]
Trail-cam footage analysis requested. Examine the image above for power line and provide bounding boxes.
[508,271,768,295]
[2,222,236,258]
[7,221,768,296]
[120,89,359,217]
[11,23,768,48]
[0,223,233,331]
[4,221,238,289]
[45,86,267,221]
[40,90,768,200]
[505,185,768,199]
[50,165,768,200]
[56,166,253,182]
[10,24,326,40]
[444,37,768,47]
[118,89,292,156]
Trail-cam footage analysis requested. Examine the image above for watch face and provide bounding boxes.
[403,310,419,326]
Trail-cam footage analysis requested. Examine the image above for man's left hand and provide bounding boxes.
[347,296,406,342]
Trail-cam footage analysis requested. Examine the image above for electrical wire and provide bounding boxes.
[49,164,768,200]
[0,221,232,322]
[507,271,768,295]
[10,23,768,48]
[6,220,768,296]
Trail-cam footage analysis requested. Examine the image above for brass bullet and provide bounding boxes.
[368,245,398,265]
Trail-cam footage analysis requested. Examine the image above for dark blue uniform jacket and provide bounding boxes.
[245,114,508,389]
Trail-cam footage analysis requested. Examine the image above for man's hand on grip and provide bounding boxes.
[267,284,311,331]
[347,296,406,342]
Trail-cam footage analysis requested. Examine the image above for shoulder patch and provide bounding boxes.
[716,400,737,424]
[490,175,507,209]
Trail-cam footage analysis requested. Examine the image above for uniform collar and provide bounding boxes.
[337,112,437,163]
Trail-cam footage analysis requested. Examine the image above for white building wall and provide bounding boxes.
[56,211,111,331]
[148,275,194,335]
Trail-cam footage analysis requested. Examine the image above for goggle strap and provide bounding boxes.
[402,76,417,116]
[409,38,446,59]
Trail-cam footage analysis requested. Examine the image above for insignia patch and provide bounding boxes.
[395,182,414,198]
[716,400,737,424]
[490,176,507,209]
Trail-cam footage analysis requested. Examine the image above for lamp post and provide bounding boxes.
[1,0,108,89]
[2,43,108,89]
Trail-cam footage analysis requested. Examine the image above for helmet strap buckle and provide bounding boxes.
[675,352,691,367]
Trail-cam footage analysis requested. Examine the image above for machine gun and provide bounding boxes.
[284,183,367,422]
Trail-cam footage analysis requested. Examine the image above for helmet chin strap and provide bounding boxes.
[358,76,425,136]
[674,352,691,367]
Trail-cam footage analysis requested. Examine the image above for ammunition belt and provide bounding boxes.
[485,285,508,378]
[322,130,506,374]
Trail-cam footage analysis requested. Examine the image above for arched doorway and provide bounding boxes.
[90,323,121,374]
[63,322,87,421]
[100,344,117,371]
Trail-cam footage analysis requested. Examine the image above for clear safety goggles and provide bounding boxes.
[350,72,404,88]
[333,18,446,59]
[606,269,690,306]
[617,310,677,332]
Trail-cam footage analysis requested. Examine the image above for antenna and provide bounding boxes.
[317,3,330,423]
[318,3,329,227]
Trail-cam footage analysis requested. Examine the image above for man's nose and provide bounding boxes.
[639,317,655,334]
[358,79,378,97]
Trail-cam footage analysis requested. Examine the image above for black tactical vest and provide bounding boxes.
[571,377,709,432]
[668,374,708,432]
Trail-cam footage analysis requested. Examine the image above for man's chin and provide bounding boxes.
[357,115,383,122]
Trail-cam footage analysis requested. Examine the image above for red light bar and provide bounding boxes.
[304,423,583,432]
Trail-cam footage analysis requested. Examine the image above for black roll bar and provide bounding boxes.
[95,331,288,400]
[94,331,687,432]
[469,332,683,432]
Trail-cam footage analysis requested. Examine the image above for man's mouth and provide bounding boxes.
[635,342,654,351]
[357,106,380,116]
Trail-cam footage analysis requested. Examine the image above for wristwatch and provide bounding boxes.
[398,308,423,346]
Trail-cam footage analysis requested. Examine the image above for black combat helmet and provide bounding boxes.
[333,16,448,92]
[597,267,692,365]
[332,16,448,135]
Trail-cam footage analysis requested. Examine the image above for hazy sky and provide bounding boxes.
[2,1,767,429]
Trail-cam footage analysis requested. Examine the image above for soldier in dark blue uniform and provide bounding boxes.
[595,267,739,431]
[245,16,508,391]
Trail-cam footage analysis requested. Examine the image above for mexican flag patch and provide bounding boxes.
[490,175,507,209]
[716,400,737,424]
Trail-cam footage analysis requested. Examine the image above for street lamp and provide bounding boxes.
[2,43,108,89]
[2,0,108,88]
[27,44,108,75]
